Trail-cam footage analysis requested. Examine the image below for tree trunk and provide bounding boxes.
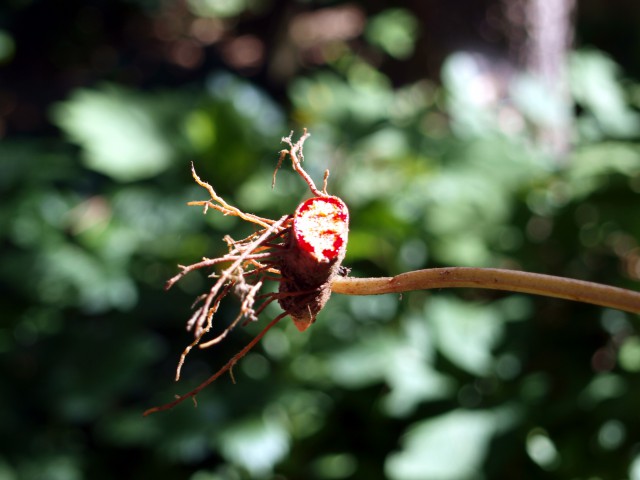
[505,0,577,159]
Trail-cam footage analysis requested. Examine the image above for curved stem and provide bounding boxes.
[331,267,640,314]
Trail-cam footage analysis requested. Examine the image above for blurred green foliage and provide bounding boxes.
[2,1,640,479]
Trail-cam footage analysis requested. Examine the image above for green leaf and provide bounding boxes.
[0,29,15,64]
[568,142,640,198]
[386,408,518,480]
[427,297,508,376]
[217,415,290,476]
[571,50,640,138]
[52,86,177,181]
[328,316,455,417]
[366,9,419,60]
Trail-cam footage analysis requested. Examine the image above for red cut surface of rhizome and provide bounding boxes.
[293,196,349,262]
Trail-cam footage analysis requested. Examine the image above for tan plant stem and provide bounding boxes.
[331,267,640,314]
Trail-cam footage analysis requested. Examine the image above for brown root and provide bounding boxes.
[145,130,349,415]
[143,313,288,416]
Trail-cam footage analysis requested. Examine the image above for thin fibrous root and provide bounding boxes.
[176,285,232,381]
[143,312,288,417]
[189,162,275,228]
[273,128,325,197]
[165,253,272,291]
[149,130,345,415]
[197,280,264,349]
[171,214,290,383]
[185,215,290,338]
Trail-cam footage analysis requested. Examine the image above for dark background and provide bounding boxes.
[2,1,640,478]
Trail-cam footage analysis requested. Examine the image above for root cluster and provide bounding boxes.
[144,130,349,415]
